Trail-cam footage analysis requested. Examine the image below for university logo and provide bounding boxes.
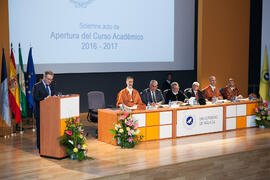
[182,114,196,130]
[70,0,94,8]
[186,116,194,126]
[264,72,269,81]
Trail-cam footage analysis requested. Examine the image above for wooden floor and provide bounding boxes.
[1,127,270,180]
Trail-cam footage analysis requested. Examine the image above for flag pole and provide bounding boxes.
[32,114,36,132]
[20,119,23,134]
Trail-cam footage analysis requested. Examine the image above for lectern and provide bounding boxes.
[40,95,80,158]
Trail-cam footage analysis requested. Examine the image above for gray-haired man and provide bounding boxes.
[141,80,164,105]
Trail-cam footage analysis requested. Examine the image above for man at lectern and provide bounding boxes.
[116,76,145,110]
[33,70,55,153]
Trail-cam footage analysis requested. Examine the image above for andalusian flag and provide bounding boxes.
[9,47,21,123]
[18,44,27,118]
[1,49,11,126]
[259,47,270,100]
[26,47,36,109]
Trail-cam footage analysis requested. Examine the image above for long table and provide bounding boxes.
[98,100,257,145]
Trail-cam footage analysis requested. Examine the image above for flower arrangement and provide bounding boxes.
[59,117,92,161]
[255,100,270,128]
[110,111,143,148]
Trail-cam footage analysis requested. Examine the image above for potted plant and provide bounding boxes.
[110,112,143,148]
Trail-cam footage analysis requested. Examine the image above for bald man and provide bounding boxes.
[202,76,223,101]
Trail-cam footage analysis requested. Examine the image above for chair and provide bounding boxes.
[163,89,170,100]
[219,88,224,97]
[183,88,191,98]
[87,91,106,123]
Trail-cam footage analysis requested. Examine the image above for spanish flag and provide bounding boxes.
[259,47,270,100]
[9,47,21,123]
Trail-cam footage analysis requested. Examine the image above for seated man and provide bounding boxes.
[165,82,187,104]
[161,73,172,92]
[203,76,223,101]
[185,82,206,105]
[222,78,243,100]
[116,76,145,110]
[141,80,164,105]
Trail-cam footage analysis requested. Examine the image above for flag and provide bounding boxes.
[18,45,27,118]
[9,47,21,123]
[26,47,36,109]
[259,47,270,100]
[1,48,11,126]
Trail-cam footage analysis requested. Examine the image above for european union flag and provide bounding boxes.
[26,48,36,109]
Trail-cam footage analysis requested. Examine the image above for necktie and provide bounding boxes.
[46,85,49,95]
[195,92,199,100]
[153,92,157,103]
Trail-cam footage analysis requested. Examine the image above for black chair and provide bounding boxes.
[219,88,224,96]
[184,88,192,97]
[163,89,170,101]
[87,91,106,123]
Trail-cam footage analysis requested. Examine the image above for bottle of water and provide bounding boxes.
[193,98,197,105]
[231,95,234,102]
[147,102,150,110]
[121,104,125,111]
[212,96,217,104]
[169,100,172,108]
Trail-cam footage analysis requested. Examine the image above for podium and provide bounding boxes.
[40,95,80,159]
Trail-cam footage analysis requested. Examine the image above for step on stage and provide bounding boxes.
[0,128,270,180]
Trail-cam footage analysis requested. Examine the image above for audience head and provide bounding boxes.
[167,73,172,81]
[209,76,216,86]
[192,82,200,91]
[126,76,134,89]
[43,70,54,86]
[171,82,179,93]
[228,78,235,87]
[149,80,158,92]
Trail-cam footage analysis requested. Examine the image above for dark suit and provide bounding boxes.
[184,88,206,105]
[33,81,55,152]
[141,88,165,105]
[161,80,172,92]
[165,89,187,104]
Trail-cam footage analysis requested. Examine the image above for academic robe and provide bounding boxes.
[202,86,223,101]
[116,88,146,110]
[222,86,241,100]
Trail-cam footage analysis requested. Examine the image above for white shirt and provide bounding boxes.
[126,87,133,95]
[172,91,178,95]
[42,80,51,96]
[193,90,197,96]
[230,87,235,91]
[166,80,171,84]
[210,85,215,92]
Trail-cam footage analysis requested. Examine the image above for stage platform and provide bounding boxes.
[1,127,270,180]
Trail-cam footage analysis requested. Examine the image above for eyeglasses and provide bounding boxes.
[46,77,53,81]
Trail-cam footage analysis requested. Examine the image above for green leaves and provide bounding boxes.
[109,129,117,134]
[109,112,142,148]
[58,117,93,161]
